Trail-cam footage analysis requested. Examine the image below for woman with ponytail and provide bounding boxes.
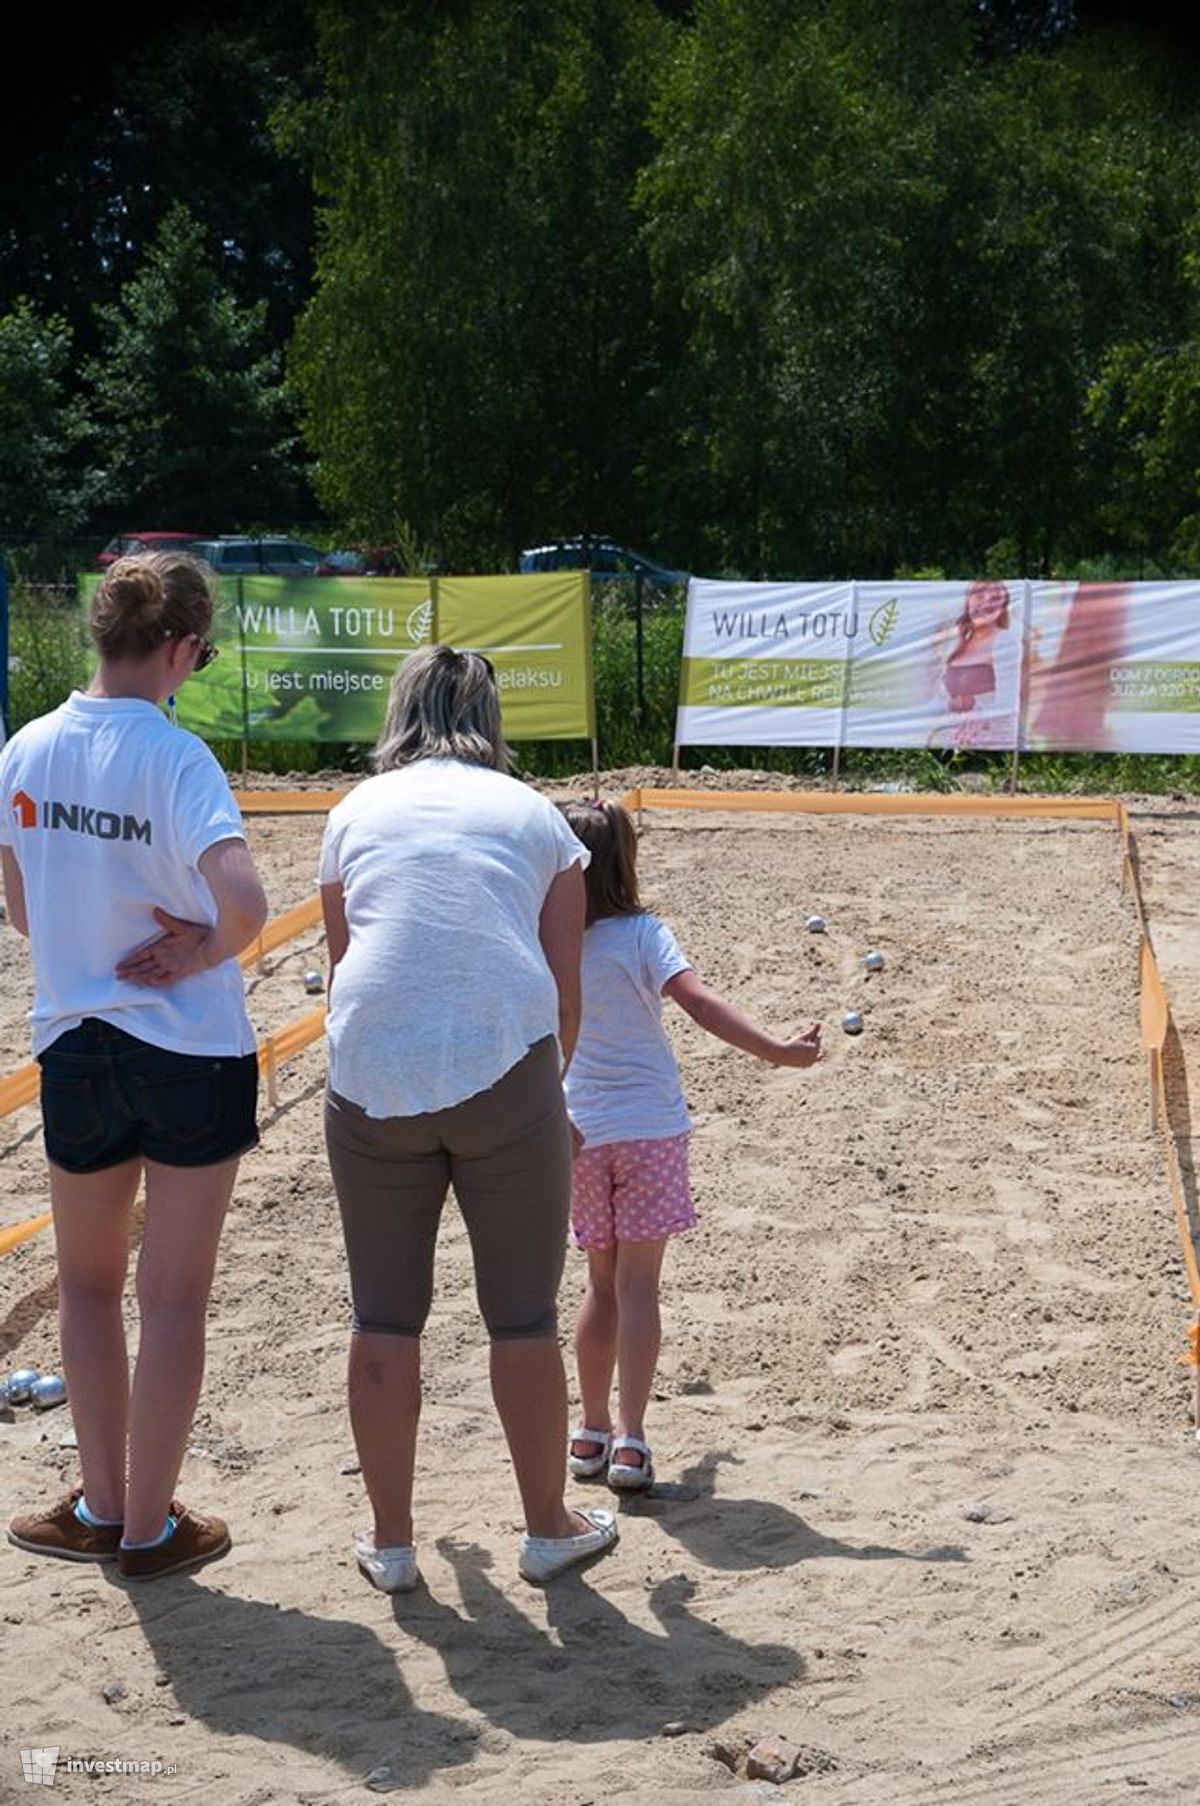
[1,552,267,1582]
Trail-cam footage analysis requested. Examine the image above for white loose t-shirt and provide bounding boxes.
[319,760,589,1118]
[0,693,256,1058]
[563,912,693,1147]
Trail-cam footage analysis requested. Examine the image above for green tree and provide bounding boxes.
[87,204,304,527]
[1082,37,1200,567]
[0,300,92,540]
[1,6,314,360]
[279,0,1200,577]
[638,0,979,574]
[288,0,676,567]
[637,0,1191,576]
[1089,282,1200,566]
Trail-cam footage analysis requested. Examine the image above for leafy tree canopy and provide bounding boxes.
[86,203,304,528]
[288,0,676,568]
[0,301,93,541]
[0,0,315,358]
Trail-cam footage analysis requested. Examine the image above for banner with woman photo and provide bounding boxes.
[677,577,1028,750]
[676,577,1200,755]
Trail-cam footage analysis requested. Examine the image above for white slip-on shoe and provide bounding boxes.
[518,1507,618,1584]
[355,1532,422,1593]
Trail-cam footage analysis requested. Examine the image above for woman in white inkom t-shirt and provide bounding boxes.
[2,554,267,1583]
[320,645,618,1588]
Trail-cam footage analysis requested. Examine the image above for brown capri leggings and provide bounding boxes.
[324,1037,571,1341]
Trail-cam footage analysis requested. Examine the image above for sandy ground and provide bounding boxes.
[3,773,1200,1805]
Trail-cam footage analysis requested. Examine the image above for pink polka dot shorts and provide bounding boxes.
[570,1133,697,1250]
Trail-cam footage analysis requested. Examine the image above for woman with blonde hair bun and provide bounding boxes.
[321,644,619,1589]
[2,551,268,1582]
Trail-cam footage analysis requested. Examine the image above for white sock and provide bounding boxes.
[75,1496,122,1528]
[120,1513,177,1551]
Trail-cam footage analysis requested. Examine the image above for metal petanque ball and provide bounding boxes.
[842,1010,864,1036]
[5,1368,40,1404]
[864,950,886,973]
[31,1374,68,1411]
[304,970,324,995]
[805,915,827,935]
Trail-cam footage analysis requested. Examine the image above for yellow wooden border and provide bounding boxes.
[235,790,349,814]
[241,895,323,969]
[0,1211,51,1257]
[629,785,1119,821]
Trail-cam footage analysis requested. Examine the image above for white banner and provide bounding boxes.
[1025,581,1200,753]
[678,578,1026,750]
[847,580,1024,750]
[676,577,1200,755]
[677,580,855,747]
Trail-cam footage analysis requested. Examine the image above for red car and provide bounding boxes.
[95,532,208,570]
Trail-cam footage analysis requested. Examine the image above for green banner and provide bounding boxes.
[177,577,433,742]
[436,573,594,740]
[77,568,593,744]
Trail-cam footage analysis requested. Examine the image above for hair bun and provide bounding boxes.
[105,557,166,631]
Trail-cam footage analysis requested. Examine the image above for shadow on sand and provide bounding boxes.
[123,1577,472,1792]
[116,1451,963,1786]
[612,1449,969,1571]
[403,1538,801,1743]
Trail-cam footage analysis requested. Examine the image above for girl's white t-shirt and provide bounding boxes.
[0,693,256,1058]
[319,760,588,1118]
[563,912,693,1147]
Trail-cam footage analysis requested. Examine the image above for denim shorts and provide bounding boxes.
[38,1018,260,1174]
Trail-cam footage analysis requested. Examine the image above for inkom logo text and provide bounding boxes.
[9,791,152,844]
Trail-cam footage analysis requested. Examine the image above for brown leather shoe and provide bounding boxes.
[117,1505,230,1582]
[8,1489,122,1562]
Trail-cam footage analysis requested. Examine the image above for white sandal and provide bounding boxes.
[568,1426,612,1480]
[607,1435,654,1493]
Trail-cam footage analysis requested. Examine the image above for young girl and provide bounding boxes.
[558,799,821,1494]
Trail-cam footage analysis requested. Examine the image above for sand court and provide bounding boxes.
[2,779,1199,1803]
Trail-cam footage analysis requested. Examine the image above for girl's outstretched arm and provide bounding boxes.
[321,880,350,998]
[663,968,821,1067]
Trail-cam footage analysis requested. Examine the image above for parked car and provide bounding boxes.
[96,532,208,570]
[190,537,326,577]
[314,545,407,577]
[518,536,687,586]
